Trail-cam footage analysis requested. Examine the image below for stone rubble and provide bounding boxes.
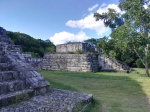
[0,89,93,112]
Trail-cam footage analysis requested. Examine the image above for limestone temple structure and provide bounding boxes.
[0,27,92,111]
[56,42,101,53]
[41,42,130,72]
[15,40,130,72]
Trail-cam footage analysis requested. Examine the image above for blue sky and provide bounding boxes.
[0,0,119,45]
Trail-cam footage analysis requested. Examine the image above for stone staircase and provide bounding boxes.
[0,51,34,107]
[99,54,130,72]
[87,54,99,72]
[0,27,50,108]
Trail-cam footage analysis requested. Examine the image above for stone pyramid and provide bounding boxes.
[0,27,50,107]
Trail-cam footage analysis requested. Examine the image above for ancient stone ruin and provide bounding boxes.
[41,42,101,72]
[56,42,101,53]
[42,42,130,72]
[0,27,50,106]
[42,53,99,72]
[0,27,92,111]
[21,42,130,72]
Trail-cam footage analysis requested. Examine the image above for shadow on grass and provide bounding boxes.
[132,68,150,77]
[83,99,100,112]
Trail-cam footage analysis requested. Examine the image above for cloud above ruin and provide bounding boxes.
[50,31,90,45]
[66,4,120,35]
[50,3,120,45]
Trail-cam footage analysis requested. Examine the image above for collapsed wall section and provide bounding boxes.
[42,53,99,72]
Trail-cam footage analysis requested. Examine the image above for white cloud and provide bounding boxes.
[50,3,120,45]
[50,31,90,45]
[66,14,109,35]
[101,3,107,8]
[66,3,120,36]
[88,4,99,12]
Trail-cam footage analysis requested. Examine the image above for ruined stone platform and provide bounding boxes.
[0,89,93,112]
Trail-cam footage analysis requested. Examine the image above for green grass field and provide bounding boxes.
[38,68,150,112]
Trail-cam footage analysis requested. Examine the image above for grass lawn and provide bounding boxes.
[38,68,150,112]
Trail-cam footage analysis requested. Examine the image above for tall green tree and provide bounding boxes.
[97,36,137,66]
[94,0,150,76]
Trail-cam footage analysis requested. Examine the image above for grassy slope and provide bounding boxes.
[38,68,150,112]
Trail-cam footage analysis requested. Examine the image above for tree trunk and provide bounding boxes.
[145,44,149,77]
[133,44,149,77]
[133,45,145,66]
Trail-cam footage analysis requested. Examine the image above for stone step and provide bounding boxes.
[0,47,4,52]
[0,71,19,81]
[0,51,5,55]
[0,89,92,112]
[0,88,34,107]
[0,80,27,95]
[0,57,8,63]
[0,63,14,71]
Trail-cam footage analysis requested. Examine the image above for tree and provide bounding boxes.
[97,36,138,66]
[97,36,110,54]
[94,0,150,76]
[7,31,56,57]
[84,38,99,46]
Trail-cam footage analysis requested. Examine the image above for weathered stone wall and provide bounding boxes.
[0,27,10,44]
[42,53,99,72]
[56,42,82,53]
[25,57,43,69]
[21,54,42,69]
[56,42,101,53]
[42,53,130,72]
[0,43,22,53]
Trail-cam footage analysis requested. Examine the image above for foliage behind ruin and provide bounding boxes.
[7,31,56,57]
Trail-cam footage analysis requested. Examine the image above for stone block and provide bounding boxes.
[0,84,8,94]
[42,53,99,72]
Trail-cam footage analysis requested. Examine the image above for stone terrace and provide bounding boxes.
[0,89,92,112]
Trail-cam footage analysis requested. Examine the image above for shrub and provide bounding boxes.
[136,59,144,68]
[76,49,83,54]
[67,51,75,54]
